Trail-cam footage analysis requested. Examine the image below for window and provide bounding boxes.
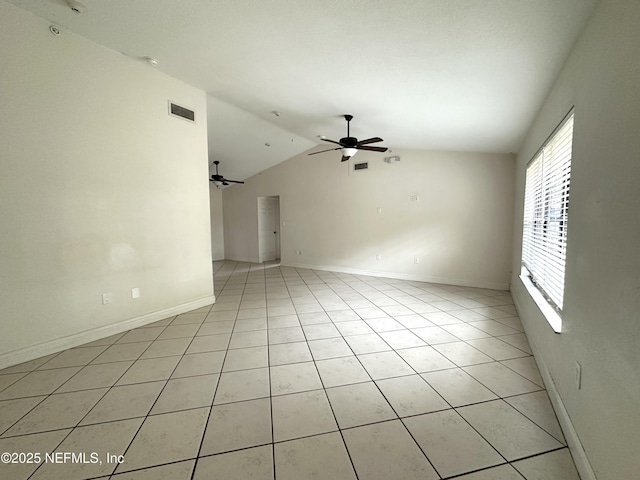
[521,111,573,331]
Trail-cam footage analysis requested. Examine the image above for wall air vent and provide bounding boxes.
[168,102,195,122]
[353,162,369,171]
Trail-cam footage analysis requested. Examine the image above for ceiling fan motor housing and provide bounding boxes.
[308,114,387,160]
[340,137,358,147]
[210,160,244,185]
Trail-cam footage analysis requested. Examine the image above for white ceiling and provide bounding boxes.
[8,0,598,180]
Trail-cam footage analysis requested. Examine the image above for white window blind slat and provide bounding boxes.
[521,112,573,312]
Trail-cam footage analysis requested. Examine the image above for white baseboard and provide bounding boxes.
[0,295,215,370]
[225,255,260,264]
[282,262,509,291]
[512,292,596,480]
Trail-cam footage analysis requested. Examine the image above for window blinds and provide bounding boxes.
[522,113,573,312]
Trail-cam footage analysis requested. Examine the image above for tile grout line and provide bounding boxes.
[298,304,361,480]
[261,269,278,480]
[281,263,555,477]
[102,310,210,478]
[224,265,541,469]
[23,315,183,479]
[2,260,560,480]
[324,272,449,479]
[188,260,245,480]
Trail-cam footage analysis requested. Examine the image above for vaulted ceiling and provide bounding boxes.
[8,0,598,181]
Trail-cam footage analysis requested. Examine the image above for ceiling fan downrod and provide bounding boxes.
[344,114,353,137]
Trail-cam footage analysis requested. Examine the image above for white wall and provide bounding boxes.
[510,1,640,478]
[223,148,515,289]
[209,185,225,260]
[0,2,214,367]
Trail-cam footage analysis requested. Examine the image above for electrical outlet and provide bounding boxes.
[377,207,382,214]
[575,362,582,390]
[376,254,382,261]
[131,287,140,299]
[410,194,420,202]
[296,249,302,255]
[414,257,420,264]
[101,293,112,305]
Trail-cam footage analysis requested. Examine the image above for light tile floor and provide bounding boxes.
[0,261,581,480]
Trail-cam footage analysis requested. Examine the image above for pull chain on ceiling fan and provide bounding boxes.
[309,115,388,162]
[210,161,244,187]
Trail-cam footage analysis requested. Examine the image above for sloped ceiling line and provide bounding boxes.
[7,0,598,180]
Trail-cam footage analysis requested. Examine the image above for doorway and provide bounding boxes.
[257,196,280,263]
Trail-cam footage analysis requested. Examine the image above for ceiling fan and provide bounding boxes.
[309,114,388,162]
[209,161,244,187]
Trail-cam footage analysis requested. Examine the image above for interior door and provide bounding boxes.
[258,196,278,262]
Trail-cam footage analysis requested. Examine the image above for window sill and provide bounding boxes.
[519,275,562,333]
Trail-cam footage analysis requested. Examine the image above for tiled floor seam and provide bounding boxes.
[189,285,242,480]
[1,318,177,441]
[301,316,361,480]
[22,328,172,478]
[107,309,216,478]
[0,261,579,479]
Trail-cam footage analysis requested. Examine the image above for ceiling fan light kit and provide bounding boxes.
[309,114,388,162]
[341,147,358,157]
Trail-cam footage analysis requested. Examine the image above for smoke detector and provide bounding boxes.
[66,0,87,15]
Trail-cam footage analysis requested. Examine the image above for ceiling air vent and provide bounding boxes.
[168,101,195,122]
[353,162,369,171]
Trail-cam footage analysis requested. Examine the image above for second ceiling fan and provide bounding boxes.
[209,161,244,187]
[309,115,388,162]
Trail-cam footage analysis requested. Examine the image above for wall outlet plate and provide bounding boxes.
[102,293,112,305]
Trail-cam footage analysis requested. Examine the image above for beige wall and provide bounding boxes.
[0,3,214,367]
[209,185,225,260]
[223,148,515,289]
[510,1,640,478]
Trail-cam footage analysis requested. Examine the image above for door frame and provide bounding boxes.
[257,196,280,263]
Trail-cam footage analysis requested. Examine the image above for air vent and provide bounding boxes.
[354,162,369,171]
[168,102,195,122]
